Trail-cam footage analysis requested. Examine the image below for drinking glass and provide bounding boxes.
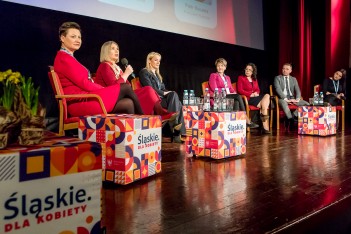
[196,97,204,110]
[227,99,234,111]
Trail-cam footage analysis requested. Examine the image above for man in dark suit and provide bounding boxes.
[274,63,309,129]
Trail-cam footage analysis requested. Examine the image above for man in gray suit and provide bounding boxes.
[274,63,309,129]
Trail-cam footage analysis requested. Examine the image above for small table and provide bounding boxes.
[0,135,102,233]
[185,111,246,159]
[79,114,162,185]
[298,106,337,136]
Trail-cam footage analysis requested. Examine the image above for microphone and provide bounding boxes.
[120,58,135,78]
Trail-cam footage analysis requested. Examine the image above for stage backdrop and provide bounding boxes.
[0,1,271,120]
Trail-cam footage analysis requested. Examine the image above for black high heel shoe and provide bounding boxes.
[261,128,271,134]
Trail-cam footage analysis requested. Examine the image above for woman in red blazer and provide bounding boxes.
[237,63,271,133]
[54,22,143,116]
[95,41,177,122]
[208,58,259,129]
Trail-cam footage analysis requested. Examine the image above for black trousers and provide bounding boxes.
[160,91,185,135]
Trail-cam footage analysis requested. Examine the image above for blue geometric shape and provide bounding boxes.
[19,150,50,182]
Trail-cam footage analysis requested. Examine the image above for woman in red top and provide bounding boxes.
[237,63,270,133]
[54,22,143,116]
[95,41,177,122]
[208,58,259,129]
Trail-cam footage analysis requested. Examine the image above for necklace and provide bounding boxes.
[332,79,339,94]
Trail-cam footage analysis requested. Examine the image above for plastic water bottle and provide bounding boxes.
[189,90,195,105]
[213,88,219,111]
[319,92,324,105]
[313,92,319,105]
[204,88,210,111]
[183,90,188,106]
[221,88,227,110]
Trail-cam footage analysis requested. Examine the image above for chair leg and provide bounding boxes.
[342,109,345,131]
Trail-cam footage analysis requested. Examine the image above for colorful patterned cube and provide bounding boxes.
[0,136,102,234]
[185,111,246,159]
[298,106,337,136]
[183,105,199,129]
[79,114,162,185]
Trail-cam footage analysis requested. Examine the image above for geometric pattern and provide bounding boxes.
[298,106,336,136]
[0,136,102,183]
[0,154,16,182]
[184,109,247,159]
[79,114,162,185]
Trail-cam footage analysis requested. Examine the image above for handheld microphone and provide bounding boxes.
[120,58,135,78]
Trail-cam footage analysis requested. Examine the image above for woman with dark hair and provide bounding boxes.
[208,58,259,129]
[237,63,271,133]
[323,68,346,106]
[53,22,143,116]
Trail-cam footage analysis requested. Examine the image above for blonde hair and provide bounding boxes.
[145,52,163,82]
[215,58,227,67]
[100,41,118,63]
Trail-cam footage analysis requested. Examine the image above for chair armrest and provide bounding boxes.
[240,95,250,116]
[56,94,107,114]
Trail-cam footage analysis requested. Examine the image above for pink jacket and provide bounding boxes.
[208,72,236,96]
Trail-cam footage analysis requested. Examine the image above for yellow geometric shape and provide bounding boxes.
[105,171,114,181]
[27,156,44,174]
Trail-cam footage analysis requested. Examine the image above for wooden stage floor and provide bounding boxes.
[102,129,351,234]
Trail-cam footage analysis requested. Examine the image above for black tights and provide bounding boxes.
[111,83,143,114]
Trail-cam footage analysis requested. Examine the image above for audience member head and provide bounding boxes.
[282,63,292,76]
[100,41,119,63]
[214,58,227,74]
[245,63,257,79]
[59,22,82,54]
[146,52,163,81]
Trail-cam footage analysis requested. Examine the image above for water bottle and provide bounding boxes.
[204,88,210,111]
[213,88,219,111]
[221,88,227,110]
[313,92,319,105]
[189,90,195,105]
[319,92,324,105]
[183,90,188,106]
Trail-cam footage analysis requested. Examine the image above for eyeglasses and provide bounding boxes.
[245,68,253,72]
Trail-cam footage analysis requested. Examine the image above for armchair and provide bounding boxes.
[48,66,107,136]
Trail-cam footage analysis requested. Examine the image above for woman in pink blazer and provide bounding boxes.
[54,22,143,117]
[208,58,259,129]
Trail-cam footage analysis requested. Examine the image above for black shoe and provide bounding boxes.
[172,135,184,144]
[261,128,271,134]
[247,122,259,128]
[289,118,295,131]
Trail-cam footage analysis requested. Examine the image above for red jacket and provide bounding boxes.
[95,61,161,115]
[237,75,260,100]
[54,51,120,116]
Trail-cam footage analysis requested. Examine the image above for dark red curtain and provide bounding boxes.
[278,0,350,99]
[278,0,312,98]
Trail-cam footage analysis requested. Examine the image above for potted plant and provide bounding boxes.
[0,69,21,148]
[16,74,46,145]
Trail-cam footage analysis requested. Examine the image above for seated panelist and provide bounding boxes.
[208,58,259,129]
[139,52,185,143]
[237,63,271,134]
[54,22,143,116]
[94,41,177,122]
